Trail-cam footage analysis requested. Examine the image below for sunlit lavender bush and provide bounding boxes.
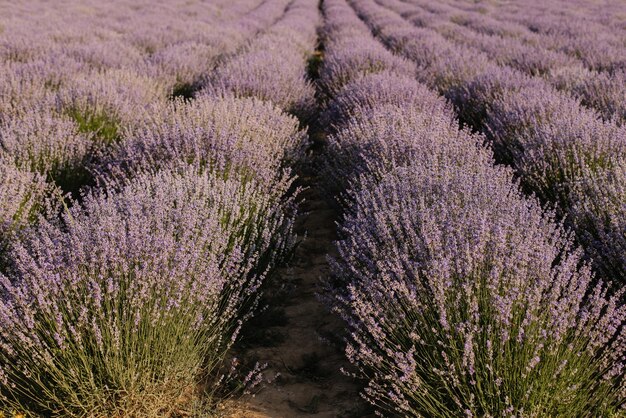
[486,87,626,205]
[2,0,625,415]
[205,48,317,118]
[570,162,626,285]
[352,0,626,284]
[331,160,625,417]
[486,87,626,283]
[549,67,626,124]
[319,38,415,94]
[104,95,307,189]
[0,109,93,193]
[0,165,296,416]
[55,69,166,144]
[447,66,546,130]
[0,0,314,414]
[324,102,489,197]
[323,2,626,416]
[321,71,451,131]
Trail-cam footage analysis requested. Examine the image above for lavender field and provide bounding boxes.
[0,0,624,416]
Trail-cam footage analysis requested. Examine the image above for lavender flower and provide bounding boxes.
[0,161,55,256]
[202,0,320,119]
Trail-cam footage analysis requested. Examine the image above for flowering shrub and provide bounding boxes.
[0,165,296,416]
[55,69,166,144]
[104,95,307,189]
[332,161,625,417]
[351,0,626,284]
[549,67,626,123]
[321,71,451,131]
[486,87,626,203]
[326,104,489,187]
[569,162,626,285]
[382,0,626,124]
[485,87,626,283]
[203,0,319,119]
[1,0,625,415]
[0,109,93,193]
[0,1,313,414]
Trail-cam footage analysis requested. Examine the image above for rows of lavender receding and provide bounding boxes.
[377,0,626,124]
[0,0,319,415]
[403,0,626,74]
[457,0,625,32]
[372,0,626,125]
[0,0,291,200]
[348,0,626,288]
[320,0,625,415]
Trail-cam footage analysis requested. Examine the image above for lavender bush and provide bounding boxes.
[0,109,93,193]
[485,87,626,206]
[103,95,307,189]
[353,0,626,284]
[324,102,489,197]
[332,160,625,416]
[384,0,626,122]
[321,71,451,131]
[203,0,319,119]
[55,69,166,144]
[0,0,312,415]
[1,0,625,415]
[570,162,626,285]
[485,86,626,283]
[0,165,296,416]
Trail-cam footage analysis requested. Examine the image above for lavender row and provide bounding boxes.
[0,0,290,96]
[489,1,626,71]
[379,0,626,123]
[0,98,307,415]
[321,0,625,415]
[203,0,320,119]
[0,0,315,414]
[418,0,626,33]
[351,0,626,286]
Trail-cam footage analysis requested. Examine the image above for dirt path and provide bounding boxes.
[223,148,371,417]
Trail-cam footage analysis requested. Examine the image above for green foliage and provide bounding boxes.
[67,108,120,144]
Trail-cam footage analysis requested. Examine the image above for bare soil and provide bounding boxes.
[224,154,372,417]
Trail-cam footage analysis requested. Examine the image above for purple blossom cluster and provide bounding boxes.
[355,0,626,128]
[381,0,626,124]
[0,107,93,192]
[321,0,626,415]
[402,0,626,74]
[349,0,626,285]
[0,0,299,197]
[319,2,415,99]
[0,162,55,254]
[484,88,626,283]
